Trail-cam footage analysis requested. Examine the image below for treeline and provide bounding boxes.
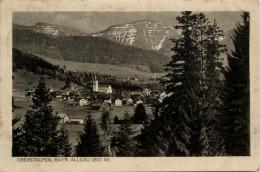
[13,48,141,91]
[13,48,59,75]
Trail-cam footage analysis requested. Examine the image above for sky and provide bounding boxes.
[13,11,243,33]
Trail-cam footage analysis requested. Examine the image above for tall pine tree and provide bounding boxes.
[58,124,72,157]
[136,103,170,156]
[224,12,250,156]
[100,110,112,156]
[137,11,227,156]
[75,114,104,156]
[159,11,201,156]
[191,13,227,156]
[19,77,60,156]
[111,112,137,156]
[12,117,23,156]
[133,103,148,124]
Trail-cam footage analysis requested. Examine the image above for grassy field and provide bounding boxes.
[38,55,166,79]
[62,105,153,146]
[13,69,66,90]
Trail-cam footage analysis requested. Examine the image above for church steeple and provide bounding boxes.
[93,73,98,92]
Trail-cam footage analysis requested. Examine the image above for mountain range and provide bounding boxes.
[13,23,170,73]
[13,21,234,73]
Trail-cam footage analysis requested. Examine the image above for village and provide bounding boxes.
[16,73,170,146]
[52,74,169,124]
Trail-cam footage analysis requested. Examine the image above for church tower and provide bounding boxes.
[93,74,99,92]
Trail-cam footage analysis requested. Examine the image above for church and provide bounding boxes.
[93,74,112,94]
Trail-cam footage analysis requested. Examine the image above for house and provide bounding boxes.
[115,99,122,106]
[49,86,54,93]
[91,101,102,110]
[104,99,112,104]
[127,98,133,104]
[143,88,151,96]
[62,95,71,100]
[93,74,112,94]
[56,95,62,99]
[159,92,173,103]
[57,113,70,124]
[69,117,84,124]
[136,99,143,105]
[79,99,88,106]
[55,90,63,99]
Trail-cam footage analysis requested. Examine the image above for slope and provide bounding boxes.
[13,26,170,73]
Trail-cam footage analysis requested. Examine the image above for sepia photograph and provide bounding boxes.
[11,11,250,157]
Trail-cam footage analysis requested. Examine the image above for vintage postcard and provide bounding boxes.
[1,0,260,171]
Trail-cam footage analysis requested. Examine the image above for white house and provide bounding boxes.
[69,118,84,124]
[79,99,88,106]
[143,88,151,96]
[104,99,112,104]
[136,99,143,104]
[57,113,70,124]
[49,86,54,92]
[56,95,62,99]
[127,98,133,104]
[159,92,173,103]
[115,99,122,106]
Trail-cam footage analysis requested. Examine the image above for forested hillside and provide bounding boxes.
[13,48,141,91]
[13,26,170,73]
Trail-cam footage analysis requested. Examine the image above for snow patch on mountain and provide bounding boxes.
[91,20,180,51]
[31,22,87,37]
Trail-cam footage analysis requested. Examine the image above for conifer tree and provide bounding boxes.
[138,11,227,156]
[111,112,136,156]
[136,115,169,156]
[133,103,148,124]
[191,13,227,156]
[20,77,60,156]
[58,124,72,157]
[12,117,23,156]
[159,11,200,156]
[114,116,119,124]
[75,114,103,156]
[100,110,112,156]
[224,12,250,155]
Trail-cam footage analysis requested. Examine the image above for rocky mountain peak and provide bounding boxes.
[91,20,179,51]
[31,22,87,37]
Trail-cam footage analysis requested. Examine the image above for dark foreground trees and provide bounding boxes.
[13,78,61,156]
[58,124,72,157]
[111,112,137,156]
[137,11,230,156]
[75,115,104,156]
[224,12,250,156]
[12,77,73,157]
[100,110,112,156]
[12,117,23,156]
[133,103,148,124]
